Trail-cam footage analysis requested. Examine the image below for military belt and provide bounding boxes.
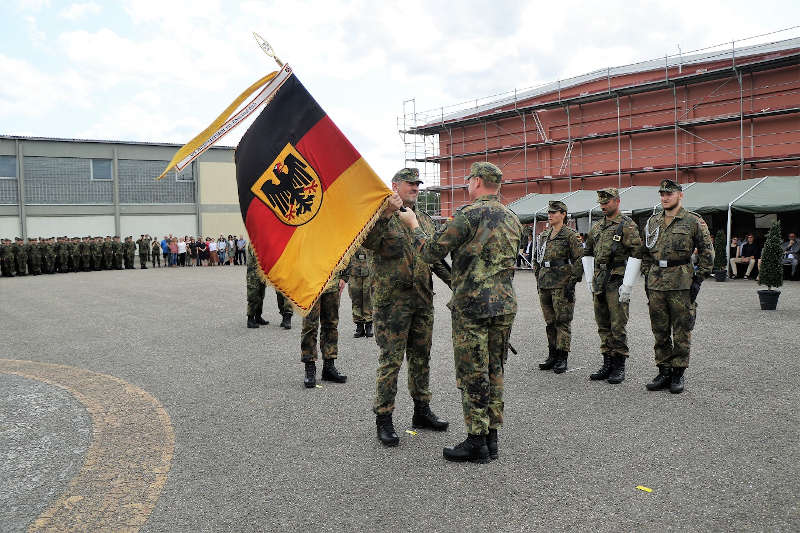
[657,258,690,267]
[597,261,626,268]
[542,259,571,268]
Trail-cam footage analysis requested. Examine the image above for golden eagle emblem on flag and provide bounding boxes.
[251,143,323,226]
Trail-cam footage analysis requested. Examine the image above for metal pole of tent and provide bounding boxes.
[726,177,769,266]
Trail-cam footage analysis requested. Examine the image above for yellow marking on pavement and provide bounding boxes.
[405,430,417,436]
[636,485,653,493]
[0,359,175,532]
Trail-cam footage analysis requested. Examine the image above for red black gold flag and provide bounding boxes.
[161,64,390,313]
[236,65,390,312]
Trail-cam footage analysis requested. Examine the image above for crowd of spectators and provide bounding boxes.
[154,234,248,267]
[729,231,799,280]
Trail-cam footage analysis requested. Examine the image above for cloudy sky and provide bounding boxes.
[1,0,798,183]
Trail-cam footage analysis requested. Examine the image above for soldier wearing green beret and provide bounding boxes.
[534,200,584,373]
[363,167,452,447]
[642,179,713,394]
[582,187,643,385]
[397,161,521,463]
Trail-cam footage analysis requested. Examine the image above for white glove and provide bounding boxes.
[618,284,632,303]
[618,257,642,303]
[581,256,595,294]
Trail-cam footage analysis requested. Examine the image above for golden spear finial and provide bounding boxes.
[252,32,284,67]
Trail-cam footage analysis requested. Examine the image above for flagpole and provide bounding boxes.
[253,32,284,67]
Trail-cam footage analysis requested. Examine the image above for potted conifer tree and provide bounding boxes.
[712,230,727,281]
[757,221,783,310]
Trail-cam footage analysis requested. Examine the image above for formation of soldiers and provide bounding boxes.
[0,235,149,276]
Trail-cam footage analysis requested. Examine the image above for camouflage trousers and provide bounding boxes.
[538,287,575,352]
[16,253,27,274]
[152,253,161,267]
[372,299,433,415]
[647,289,696,368]
[42,255,55,273]
[301,291,340,362]
[71,254,80,272]
[29,257,41,274]
[276,290,293,317]
[592,276,630,358]
[246,271,266,317]
[140,251,149,268]
[348,276,372,323]
[1,256,13,276]
[452,311,515,435]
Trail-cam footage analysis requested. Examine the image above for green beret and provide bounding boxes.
[596,187,619,203]
[659,178,682,192]
[548,200,567,213]
[392,168,422,183]
[467,162,502,184]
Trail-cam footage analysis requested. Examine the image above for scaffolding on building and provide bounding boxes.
[398,27,800,217]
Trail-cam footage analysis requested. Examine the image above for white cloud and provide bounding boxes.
[59,2,102,20]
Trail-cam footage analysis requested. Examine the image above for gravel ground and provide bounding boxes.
[1,266,798,532]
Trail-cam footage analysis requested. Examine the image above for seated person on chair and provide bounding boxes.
[730,234,760,279]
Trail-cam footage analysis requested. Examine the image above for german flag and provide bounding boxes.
[236,66,391,313]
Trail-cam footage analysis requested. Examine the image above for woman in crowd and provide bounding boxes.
[188,237,197,266]
[208,237,218,265]
[197,237,207,266]
[177,237,187,266]
[217,235,227,265]
[168,238,178,266]
[227,235,236,265]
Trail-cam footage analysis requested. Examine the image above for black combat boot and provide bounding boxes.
[280,314,292,329]
[303,361,316,388]
[646,365,671,391]
[412,400,449,431]
[590,354,612,380]
[607,355,626,384]
[553,350,568,374]
[539,346,557,370]
[443,434,490,464]
[256,315,269,326]
[487,428,498,460]
[364,322,373,338]
[670,367,685,394]
[321,359,347,383]
[376,414,399,446]
[354,322,365,338]
[247,315,259,328]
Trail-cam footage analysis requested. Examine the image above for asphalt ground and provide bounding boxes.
[1,266,798,532]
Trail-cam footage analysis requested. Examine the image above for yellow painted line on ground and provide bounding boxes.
[0,359,175,533]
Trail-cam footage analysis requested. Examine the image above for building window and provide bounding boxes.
[0,155,16,179]
[175,167,194,182]
[91,158,113,181]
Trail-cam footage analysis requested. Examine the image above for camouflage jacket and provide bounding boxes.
[363,205,451,308]
[136,238,150,255]
[27,243,42,260]
[411,194,522,319]
[584,213,642,288]
[0,244,9,260]
[642,207,713,291]
[44,243,55,258]
[348,246,372,278]
[533,225,584,289]
[110,241,122,254]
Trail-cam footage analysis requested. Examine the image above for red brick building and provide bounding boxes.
[402,36,800,218]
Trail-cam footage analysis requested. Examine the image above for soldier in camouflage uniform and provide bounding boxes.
[0,238,14,276]
[534,200,584,373]
[27,238,42,275]
[137,235,150,269]
[301,267,349,388]
[13,237,27,275]
[583,188,643,385]
[14,237,28,276]
[56,237,68,273]
[42,237,56,274]
[89,237,101,270]
[245,244,269,328]
[347,246,374,338]
[363,167,452,447]
[80,237,91,271]
[398,162,521,463]
[276,290,293,329]
[123,236,135,269]
[151,239,161,268]
[111,236,123,269]
[642,179,713,394]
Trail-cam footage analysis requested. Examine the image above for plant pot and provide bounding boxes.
[713,270,727,282]
[757,289,781,310]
